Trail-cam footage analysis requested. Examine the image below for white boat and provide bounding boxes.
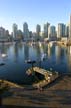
[1,54,7,58]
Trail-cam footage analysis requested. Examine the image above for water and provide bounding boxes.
[0,42,71,85]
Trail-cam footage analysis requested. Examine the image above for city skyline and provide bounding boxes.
[0,0,71,33]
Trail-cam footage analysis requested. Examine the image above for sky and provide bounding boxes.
[0,0,71,33]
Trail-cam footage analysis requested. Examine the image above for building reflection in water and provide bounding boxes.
[35,43,45,67]
[0,43,8,54]
[48,44,51,58]
[24,44,29,61]
[14,44,19,62]
[37,43,48,61]
[0,43,9,62]
[18,43,23,51]
[51,45,55,56]
[67,46,71,73]
[38,42,43,54]
[35,43,41,61]
[55,46,61,63]
[42,43,48,55]
[47,42,56,58]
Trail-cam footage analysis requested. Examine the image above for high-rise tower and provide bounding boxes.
[57,23,65,39]
[44,22,50,38]
[36,24,41,40]
[12,23,18,40]
[23,22,29,41]
[69,14,71,39]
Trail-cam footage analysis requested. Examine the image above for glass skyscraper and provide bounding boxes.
[12,23,18,40]
[23,22,29,41]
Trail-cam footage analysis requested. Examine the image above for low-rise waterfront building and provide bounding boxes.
[0,27,10,42]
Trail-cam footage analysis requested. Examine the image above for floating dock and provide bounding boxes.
[26,67,59,88]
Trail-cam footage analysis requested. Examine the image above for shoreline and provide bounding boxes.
[0,41,71,47]
[0,71,59,90]
[0,79,24,89]
[1,74,71,108]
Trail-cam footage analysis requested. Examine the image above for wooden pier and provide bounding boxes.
[26,67,59,88]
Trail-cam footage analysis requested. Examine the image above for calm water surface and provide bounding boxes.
[0,42,71,85]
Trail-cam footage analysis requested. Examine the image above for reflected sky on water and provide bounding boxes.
[0,42,71,85]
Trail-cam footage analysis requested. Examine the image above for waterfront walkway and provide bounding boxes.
[1,74,71,108]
